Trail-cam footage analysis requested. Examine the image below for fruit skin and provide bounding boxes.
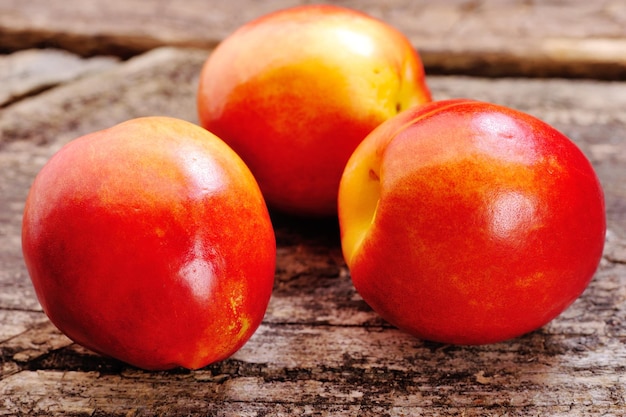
[21,116,276,370]
[197,4,431,216]
[338,99,606,345]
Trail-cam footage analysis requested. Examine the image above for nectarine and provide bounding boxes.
[22,117,276,370]
[339,99,606,344]
[197,4,431,216]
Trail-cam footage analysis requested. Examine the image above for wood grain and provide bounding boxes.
[1,46,625,416]
[1,0,626,78]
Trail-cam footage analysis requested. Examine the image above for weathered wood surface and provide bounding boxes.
[0,49,118,107]
[1,45,626,416]
[1,0,626,79]
[2,0,626,413]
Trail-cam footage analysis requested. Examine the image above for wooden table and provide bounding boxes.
[1,1,626,415]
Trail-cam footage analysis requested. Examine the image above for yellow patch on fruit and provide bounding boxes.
[339,153,382,268]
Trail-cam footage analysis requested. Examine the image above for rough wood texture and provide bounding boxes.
[1,45,625,416]
[0,48,118,107]
[1,0,626,79]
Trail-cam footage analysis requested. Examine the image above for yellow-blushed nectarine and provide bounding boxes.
[339,99,606,345]
[197,4,431,216]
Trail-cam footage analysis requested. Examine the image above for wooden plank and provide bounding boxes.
[1,0,625,78]
[1,47,625,415]
[0,49,118,107]
[2,327,626,415]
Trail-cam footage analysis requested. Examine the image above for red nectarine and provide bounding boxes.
[22,117,276,370]
[339,99,606,344]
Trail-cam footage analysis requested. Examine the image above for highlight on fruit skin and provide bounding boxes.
[197,4,432,217]
[21,116,277,370]
[338,98,606,345]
